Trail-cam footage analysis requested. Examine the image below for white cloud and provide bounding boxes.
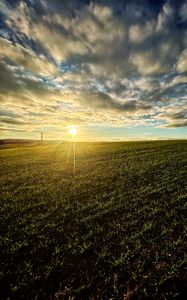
[176,49,187,73]
[156,2,174,32]
[129,21,154,43]
[171,75,187,86]
[5,1,31,36]
[0,38,58,76]
[131,51,167,75]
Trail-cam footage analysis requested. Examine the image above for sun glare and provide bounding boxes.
[68,126,77,136]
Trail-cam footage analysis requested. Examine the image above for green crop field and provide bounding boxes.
[0,141,187,299]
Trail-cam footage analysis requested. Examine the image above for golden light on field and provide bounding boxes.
[68,126,77,136]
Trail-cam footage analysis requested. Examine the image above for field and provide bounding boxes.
[0,141,187,299]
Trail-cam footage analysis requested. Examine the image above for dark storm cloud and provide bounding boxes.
[0,0,187,132]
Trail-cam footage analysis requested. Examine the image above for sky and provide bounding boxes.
[0,0,187,141]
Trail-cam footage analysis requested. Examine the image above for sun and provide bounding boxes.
[68,126,77,136]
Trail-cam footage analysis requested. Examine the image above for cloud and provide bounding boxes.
[176,49,187,73]
[129,21,154,43]
[165,121,187,128]
[0,116,30,125]
[179,2,187,22]
[73,90,152,112]
[171,75,187,86]
[0,38,58,76]
[131,51,167,75]
[135,78,160,92]
[156,104,187,128]
[165,110,187,128]
[0,0,187,138]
